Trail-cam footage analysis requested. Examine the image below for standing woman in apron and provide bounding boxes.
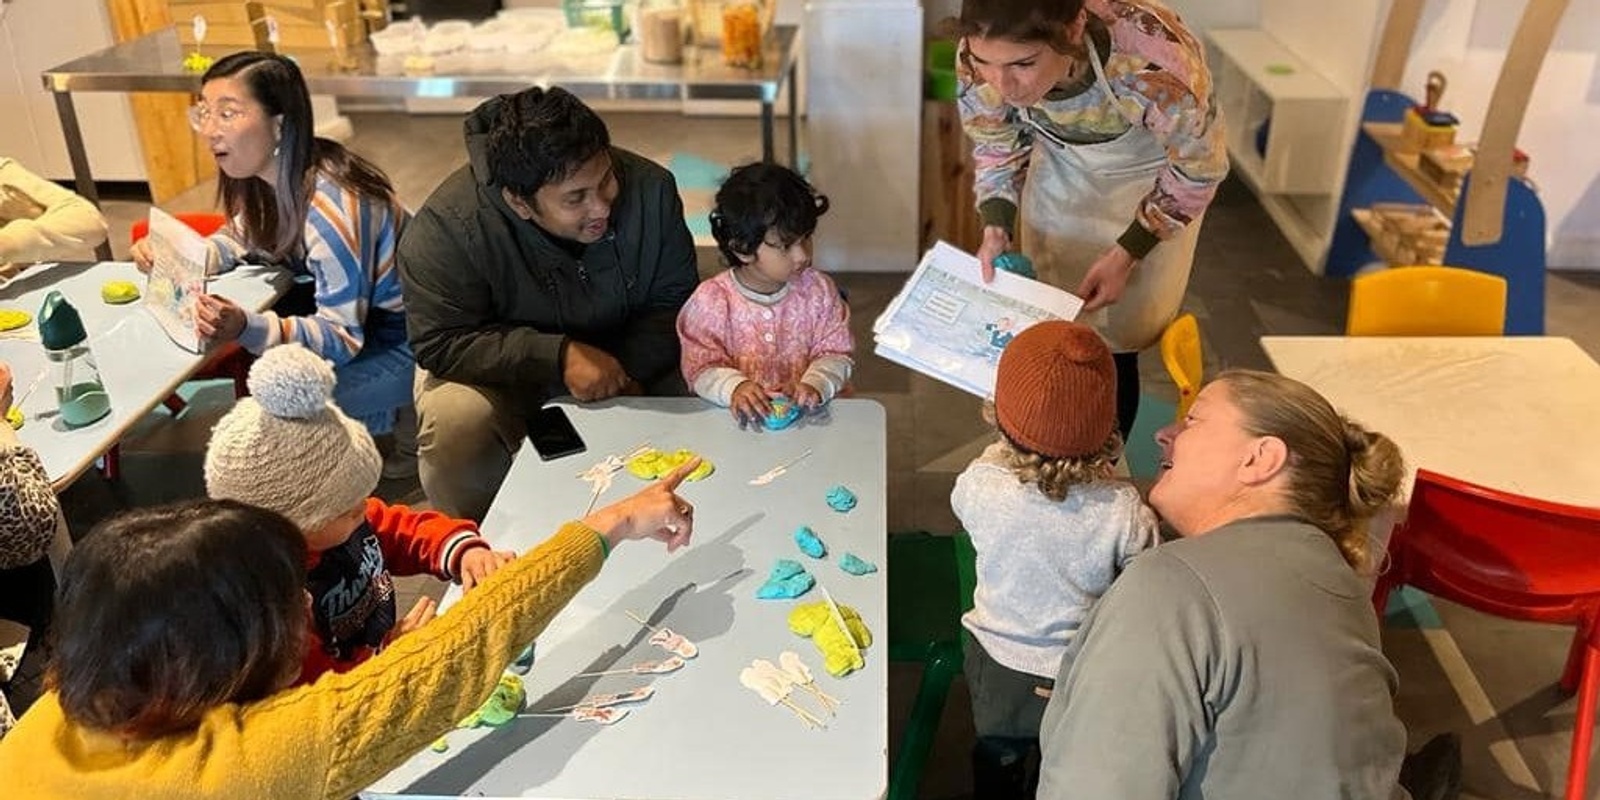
[954,0,1227,439]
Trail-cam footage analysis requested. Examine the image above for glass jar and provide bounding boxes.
[719,1,764,68]
[637,0,685,64]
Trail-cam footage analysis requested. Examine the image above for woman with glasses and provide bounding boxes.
[131,52,416,470]
[952,0,1227,442]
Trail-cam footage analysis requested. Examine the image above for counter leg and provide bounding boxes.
[787,60,799,167]
[761,99,775,163]
[52,91,113,262]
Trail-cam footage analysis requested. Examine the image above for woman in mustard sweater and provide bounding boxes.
[0,461,699,798]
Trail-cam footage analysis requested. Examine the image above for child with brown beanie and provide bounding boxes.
[952,320,1159,799]
[205,343,513,685]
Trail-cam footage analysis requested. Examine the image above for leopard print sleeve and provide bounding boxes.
[0,443,60,570]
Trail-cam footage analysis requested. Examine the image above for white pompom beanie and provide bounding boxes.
[204,343,381,531]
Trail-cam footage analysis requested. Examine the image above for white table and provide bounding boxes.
[370,398,889,800]
[1261,335,1600,508]
[0,261,287,489]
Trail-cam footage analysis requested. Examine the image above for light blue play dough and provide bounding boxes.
[794,525,827,558]
[757,558,816,599]
[825,485,858,513]
[764,394,802,430]
[839,553,878,576]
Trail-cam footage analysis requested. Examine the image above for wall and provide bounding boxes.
[1398,0,1600,270]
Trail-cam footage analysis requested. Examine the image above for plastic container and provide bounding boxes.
[925,39,958,101]
[38,291,111,429]
[563,0,631,39]
[636,0,685,64]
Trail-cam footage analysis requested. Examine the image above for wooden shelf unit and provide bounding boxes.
[1361,122,1461,215]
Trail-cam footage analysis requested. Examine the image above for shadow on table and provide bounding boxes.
[398,512,763,795]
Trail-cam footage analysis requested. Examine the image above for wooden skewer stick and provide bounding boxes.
[624,609,661,632]
[780,697,826,729]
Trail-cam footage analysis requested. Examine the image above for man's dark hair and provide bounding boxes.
[49,500,309,738]
[486,87,612,197]
[709,162,830,268]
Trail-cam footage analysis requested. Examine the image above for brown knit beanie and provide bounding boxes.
[993,320,1117,458]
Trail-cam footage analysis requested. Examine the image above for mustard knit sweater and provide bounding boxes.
[0,521,605,799]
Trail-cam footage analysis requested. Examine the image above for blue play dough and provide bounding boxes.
[825,485,858,513]
[508,643,537,675]
[839,553,878,576]
[794,525,827,558]
[770,559,805,580]
[764,395,802,430]
[757,558,816,599]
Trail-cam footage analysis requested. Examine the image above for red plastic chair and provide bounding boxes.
[1373,469,1600,800]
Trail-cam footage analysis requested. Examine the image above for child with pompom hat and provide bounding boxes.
[206,343,512,685]
[953,320,1160,798]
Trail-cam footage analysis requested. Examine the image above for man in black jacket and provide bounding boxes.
[398,87,698,520]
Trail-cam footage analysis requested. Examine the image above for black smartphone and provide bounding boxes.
[528,406,587,461]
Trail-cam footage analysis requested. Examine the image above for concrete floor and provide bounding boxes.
[41,108,1600,798]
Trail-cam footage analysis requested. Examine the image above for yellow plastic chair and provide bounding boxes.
[1346,266,1508,336]
[1160,313,1203,421]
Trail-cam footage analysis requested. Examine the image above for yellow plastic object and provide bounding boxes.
[1346,265,1507,337]
[625,448,715,481]
[1159,313,1203,422]
[789,601,873,677]
[101,280,141,304]
[0,309,31,331]
[6,407,23,430]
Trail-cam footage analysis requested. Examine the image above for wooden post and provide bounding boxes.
[1461,0,1568,247]
[104,0,217,204]
[1370,0,1424,92]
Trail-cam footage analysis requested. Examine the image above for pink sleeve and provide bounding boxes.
[676,281,736,385]
[806,273,854,360]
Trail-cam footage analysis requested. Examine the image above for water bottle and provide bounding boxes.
[38,291,111,428]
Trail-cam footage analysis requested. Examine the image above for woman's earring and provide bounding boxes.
[272,144,280,158]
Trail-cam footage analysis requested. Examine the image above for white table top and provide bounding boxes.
[370,398,889,800]
[1261,336,1600,507]
[0,261,287,489]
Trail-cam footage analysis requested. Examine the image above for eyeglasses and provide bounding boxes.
[187,103,249,133]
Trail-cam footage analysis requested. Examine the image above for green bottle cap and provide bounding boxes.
[38,290,87,350]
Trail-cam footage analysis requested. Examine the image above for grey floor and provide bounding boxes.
[45,109,1600,798]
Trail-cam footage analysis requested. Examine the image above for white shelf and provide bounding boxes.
[1207,28,1345,102]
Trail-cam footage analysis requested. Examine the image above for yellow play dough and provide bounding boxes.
[101,280,141,304]
[789,601,873,677]
[5,407,23,430]
[625,448,715,481]
[0,309,31,331]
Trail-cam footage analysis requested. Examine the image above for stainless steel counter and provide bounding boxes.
[43,25,800,259]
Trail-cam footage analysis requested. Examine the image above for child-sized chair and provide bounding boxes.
[1373,469,1600,800]
[1346,265,1508,336]
[1159,313,1202,421]
[887,531,976,800]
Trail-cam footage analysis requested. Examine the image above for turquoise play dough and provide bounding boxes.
[825,485,858,513]
[839,553,878,576]
[757,558,816,599]
[794,525,827,558]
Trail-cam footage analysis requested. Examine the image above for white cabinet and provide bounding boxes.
[0,0,146,182]
[1206,27,1354,272]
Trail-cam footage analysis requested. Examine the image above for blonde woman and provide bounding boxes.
[1037,370,1457,798]
[951,320,1158,797]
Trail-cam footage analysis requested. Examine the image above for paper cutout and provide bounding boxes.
[576,656,687,678]
[101,280,140,305]
[740,665,825,728]
[143,207,210,353]
[648,627,700,659]
[780,650,841,712]
[519,706,631,725]
[529,686,656,716]
[757,559,815,599]
[749,449,812,486]
[794,526,826,559]
[825,485,858,513]
[579,442,652,514]
[627,609,700,658]
[626,448,715,481]
[839,553,878,576]
[763,394,802,430]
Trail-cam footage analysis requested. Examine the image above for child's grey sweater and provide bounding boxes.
[952,442,1159,679]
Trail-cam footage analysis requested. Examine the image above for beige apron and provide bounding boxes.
[1019,37,1202,353]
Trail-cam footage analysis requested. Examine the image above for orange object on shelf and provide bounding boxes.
[720,2,763,68]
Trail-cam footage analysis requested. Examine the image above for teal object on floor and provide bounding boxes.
[993,251,1036,279]
[1125,394,1176,480]
[668,152,728,191]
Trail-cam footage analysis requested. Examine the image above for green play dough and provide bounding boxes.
[460,675,526,727]
[101,280,141,304]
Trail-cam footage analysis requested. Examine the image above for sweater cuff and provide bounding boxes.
[978,198,1018,239]
[1116,221,1160,261]
[595,530,610,559]
[442,532,490,581]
